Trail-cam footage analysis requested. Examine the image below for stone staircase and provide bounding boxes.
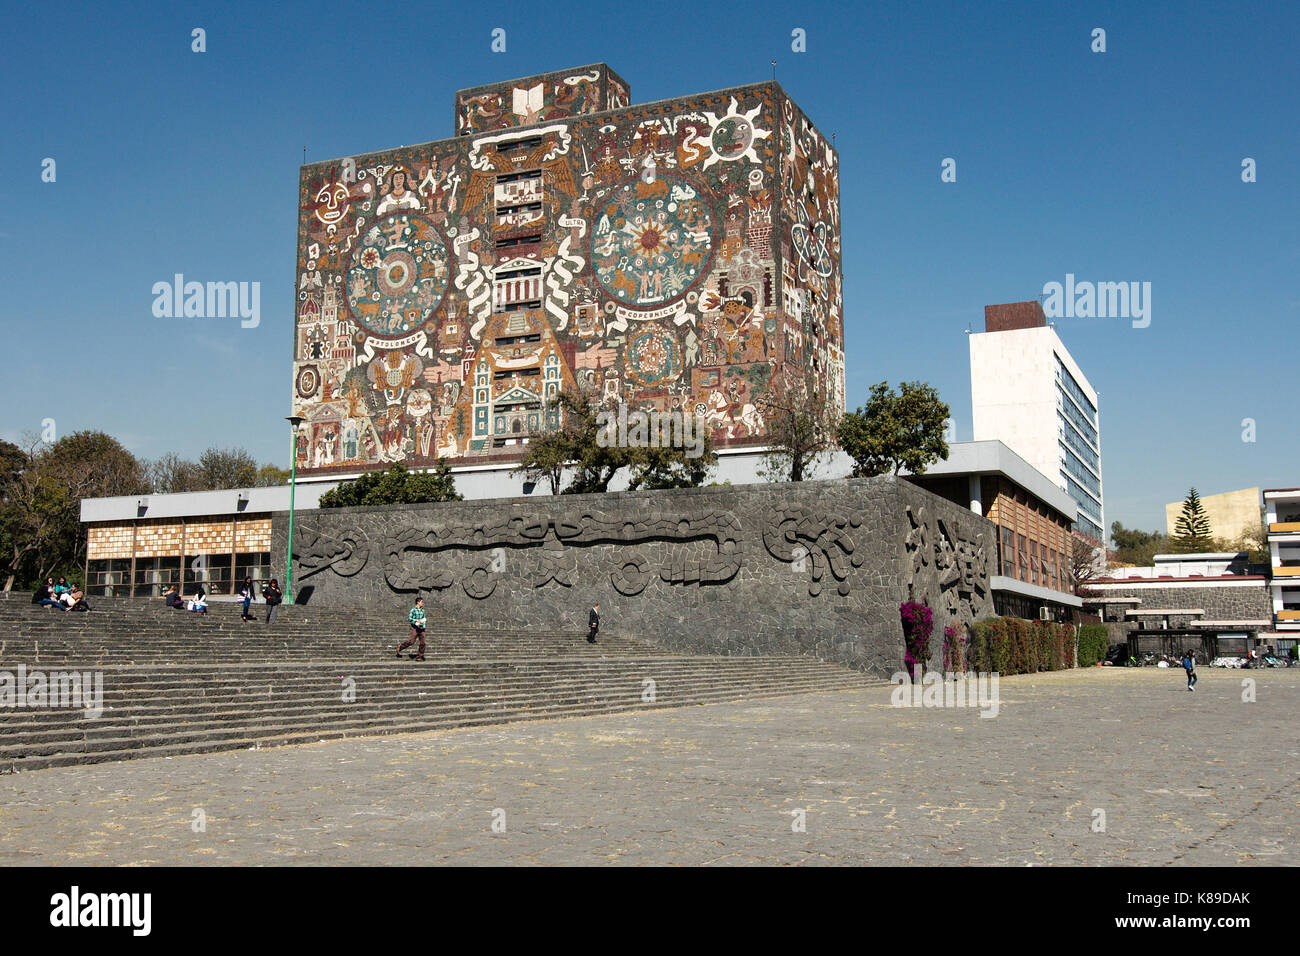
[0,596,875,771]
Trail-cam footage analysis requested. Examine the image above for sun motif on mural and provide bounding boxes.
[625,328,682,387]
[345,213,451,339]
[701,98,771,169]
[590,175,714,309]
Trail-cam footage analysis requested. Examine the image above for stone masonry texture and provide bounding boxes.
[271,477,997,676]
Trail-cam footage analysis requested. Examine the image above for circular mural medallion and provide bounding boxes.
[295,365,320,400]
[625,328,683,387]
[590,175,714,309]
[346,212,451,338]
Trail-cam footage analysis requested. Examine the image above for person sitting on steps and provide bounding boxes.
[33,578,66,610]
[164,584,185,609]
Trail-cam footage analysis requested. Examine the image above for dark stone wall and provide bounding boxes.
[1089,583,1272,625]
[271,477,996,676]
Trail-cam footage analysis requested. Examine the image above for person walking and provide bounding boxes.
[263,579,283,623]
[237,576,255,622]
[1182,650,1197,691]
[587,603,600,644]
[397,597,427,660]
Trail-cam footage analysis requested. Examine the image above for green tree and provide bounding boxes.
[625,435,717,491]
[147,452,207,493]
[197,447,259,490]
[562,388,631,494]
[514,387,717,494]
[1,431,148,590]
[254,463,291,487]
[1171,487,1214,552]
[838,380,950,477]
[318,463,462,508]
[512,390,593,495]
[1109,521,1169,566]
[757,366,838,482]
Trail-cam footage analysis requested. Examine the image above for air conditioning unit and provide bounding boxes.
[1039,606,1051,621]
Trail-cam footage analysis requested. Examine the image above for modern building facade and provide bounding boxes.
[904,440,1083,621]
[969,301,1104,542]
[292,63,843,480]
[1264,487,1300,636]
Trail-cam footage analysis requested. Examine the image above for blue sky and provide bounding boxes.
[2,0,1296,533]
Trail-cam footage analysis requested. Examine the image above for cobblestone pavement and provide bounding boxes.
[1,667,1295,865]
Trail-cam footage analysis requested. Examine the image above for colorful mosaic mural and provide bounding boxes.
[293,63,843,476]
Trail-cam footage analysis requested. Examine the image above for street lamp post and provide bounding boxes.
[285,415,305,605]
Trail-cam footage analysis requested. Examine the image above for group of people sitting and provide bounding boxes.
[32,577,90,612]
[163,584,209,613]
[164,577,284,622]
[31,576,286,620]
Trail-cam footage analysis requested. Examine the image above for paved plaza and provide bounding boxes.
[0,667,1295,866]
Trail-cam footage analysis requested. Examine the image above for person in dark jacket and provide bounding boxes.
[587,603,600,644]
[263,579,283,623]
[164,584,185,609]
[1182,650,1197,691]
[237,577,255,622]
[33,578,65,610]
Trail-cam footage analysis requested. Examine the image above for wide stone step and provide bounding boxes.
[0,679,869,771]
[0,661,851,720]
[0,672,866,744]
[0,598,877,771]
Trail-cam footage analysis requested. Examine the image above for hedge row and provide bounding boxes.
[969,618,1077,676]
[1077,624,1109,667]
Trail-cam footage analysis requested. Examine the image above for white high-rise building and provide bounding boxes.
[969,301,1105,542]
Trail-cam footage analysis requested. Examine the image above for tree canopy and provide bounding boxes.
[1,431,149,591]
[838,380,950,477]
[757,367,837,482]
[513,387,716,495]
[317,463,462,508]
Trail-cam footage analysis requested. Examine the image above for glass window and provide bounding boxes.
[133,557,181,597]
[184,553,233,595]
[87,558,132,597]
[234,552,272,586]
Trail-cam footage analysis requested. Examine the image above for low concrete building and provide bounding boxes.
[81,485,338,597]
[1082,552,1274,658]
